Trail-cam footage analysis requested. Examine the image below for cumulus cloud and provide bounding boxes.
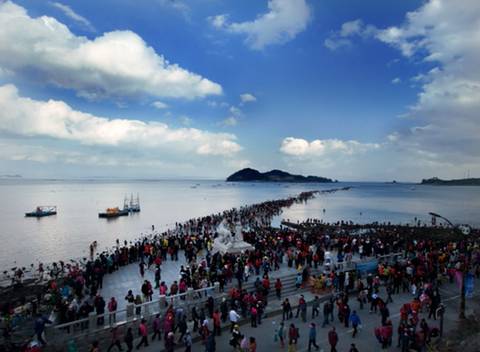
[280,137,380,157]
[324,19,376,50]
[50,2,95,32]
[152,101,169,109]
[0,84,241,157]
[209,0,311,50]
[240,93,257,103]
[0,1,222,100]
[391,77,401,84]
[323,0,480,175]
[372,0,480,164]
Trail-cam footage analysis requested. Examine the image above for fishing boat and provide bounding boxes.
[128,193,141,213]
[99,197,129,218]
[98,207,129,218]
[25,206,57,217]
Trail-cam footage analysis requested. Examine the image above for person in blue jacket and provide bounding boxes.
[34,314,52,346]
[349,310,362,338]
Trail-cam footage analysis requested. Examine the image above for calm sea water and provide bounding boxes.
[0,179,479,269]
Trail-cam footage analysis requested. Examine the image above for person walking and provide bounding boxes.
[328,327,338,352]
[183,330,192,352]
[276,321,286,348]
[212,309,221,336]
[308,322,320,351]
[108,297,118,325]
[288,323,299,351]
[249,337,257,352]
[349,343,359,352]
[34,314,52,347]
[349,310,362,338]
[312,296,320,319]
[152,314,162,341]
[322,301,331,327]
[229,309,240,332]
[124,327,133,352]
[250,305,258,327]
[107,326,123,352]
[275,278,283,299]
[164,332,175,352]
[282,298,292,321]
[136,319,149,349]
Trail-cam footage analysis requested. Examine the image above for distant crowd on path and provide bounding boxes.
[75,219,480,352]
[3,189,480,352]
[0,191,319,346]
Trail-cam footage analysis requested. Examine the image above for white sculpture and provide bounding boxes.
[212,220,253,254]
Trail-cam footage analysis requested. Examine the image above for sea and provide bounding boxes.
[0,179,479,270]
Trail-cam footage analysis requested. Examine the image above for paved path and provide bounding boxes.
[135,280,476,352]
[97,249,322,310]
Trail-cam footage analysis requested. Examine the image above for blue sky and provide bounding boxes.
[0,0,478,181]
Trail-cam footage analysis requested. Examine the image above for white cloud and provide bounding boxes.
[240,93,257,103]
[0,1,222,100]
[280,137,380,157]
[323,0,480,177]
[324,37,351,51]
[324,19,376,51]
[221,116,238,127]
[372,0,480,163]
[391,77,401,84]
[50,2,95,32]
[210,0,311,50]
[229,106,242,116]
[152,101,169,109]
[0,84,241,157]
[208,14,228,29]
[339,19,364,37]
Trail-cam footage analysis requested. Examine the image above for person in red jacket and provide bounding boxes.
[212,309,221,336]
[288,323,299,349]
[136,319,149,349]
[328,327,338,352]
[250,305,258,327]
[275,278,282,300]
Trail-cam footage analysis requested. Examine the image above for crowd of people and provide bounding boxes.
[2,188,480,352]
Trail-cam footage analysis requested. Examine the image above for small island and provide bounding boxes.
[226,168,333,183]
[421,177,480,186]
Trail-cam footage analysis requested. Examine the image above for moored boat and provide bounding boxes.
[129,193,141,212]
[25,206,57,217]
[98,207,129,218]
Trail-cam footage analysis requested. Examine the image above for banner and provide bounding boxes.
[356,259,378,274]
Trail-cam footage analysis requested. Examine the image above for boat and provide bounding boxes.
[98,207,129,218]
[25,206,57,217]
[129,193,141,213]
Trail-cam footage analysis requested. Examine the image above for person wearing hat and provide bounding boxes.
[164,332,175,352]
[308,322,319,351]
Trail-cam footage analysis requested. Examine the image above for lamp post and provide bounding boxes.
[429,212,467,319]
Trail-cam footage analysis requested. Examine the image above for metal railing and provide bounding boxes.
[47,284,220,343]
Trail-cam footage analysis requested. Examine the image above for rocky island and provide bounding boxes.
[226,168,333,183]
[421,177,480,186]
